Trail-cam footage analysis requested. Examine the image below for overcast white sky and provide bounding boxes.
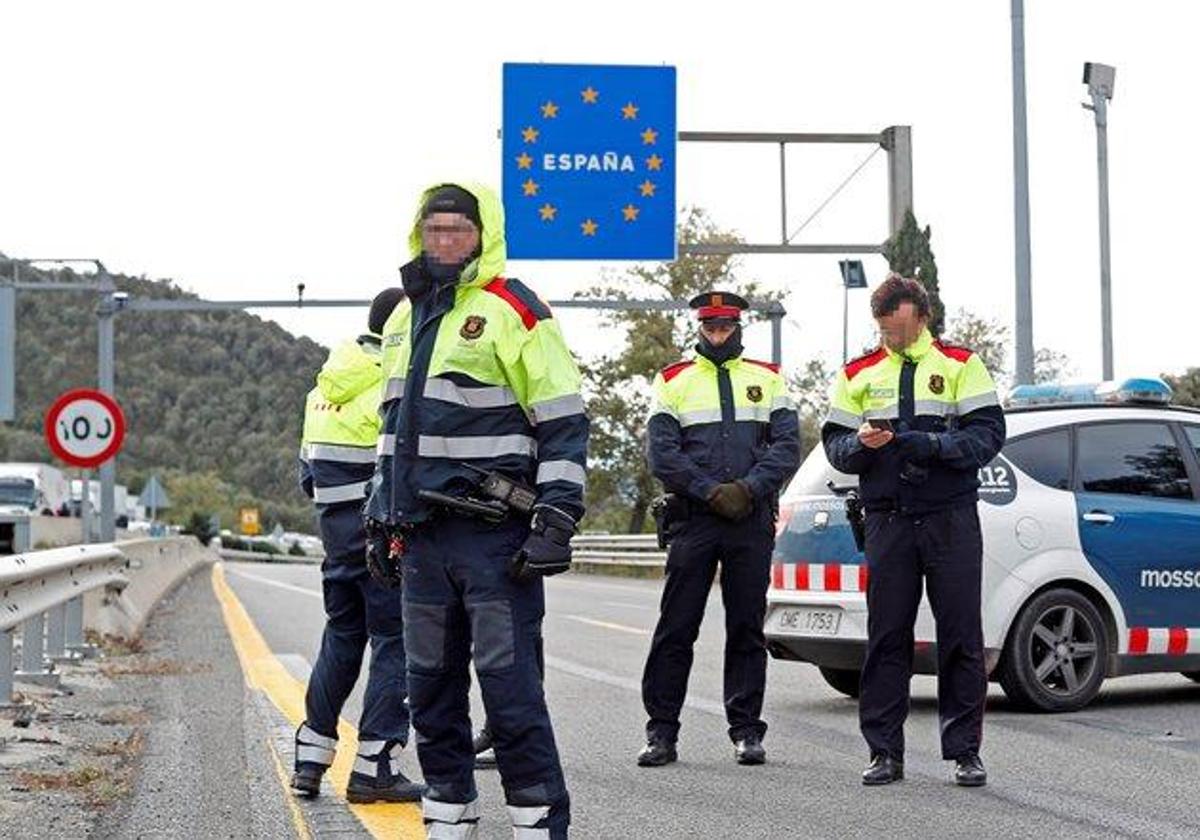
[3,1,1197,383]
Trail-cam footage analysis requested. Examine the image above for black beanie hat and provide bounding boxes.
[368,287,406,335]
[421,184,481,229]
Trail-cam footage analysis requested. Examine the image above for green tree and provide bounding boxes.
[787,358,834,459]
[578,208,779,534]
[1164,369,1200,408]
[882,210,945,336]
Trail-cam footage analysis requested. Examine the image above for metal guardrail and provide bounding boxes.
[571,534,666,566]
[0,543,129,703]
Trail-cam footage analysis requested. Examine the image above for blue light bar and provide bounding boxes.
[1006,377,1173,408]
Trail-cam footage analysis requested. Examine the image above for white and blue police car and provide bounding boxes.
[765,377,1200,711]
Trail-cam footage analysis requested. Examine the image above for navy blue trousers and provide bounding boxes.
[860,504,986,761]
[402,516,568,838]
[304,550,409,745]
[642,508,775,744]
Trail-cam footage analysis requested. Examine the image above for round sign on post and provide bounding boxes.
[43,388,127,469]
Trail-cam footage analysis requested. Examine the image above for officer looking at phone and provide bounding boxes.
[822,274,1005,788]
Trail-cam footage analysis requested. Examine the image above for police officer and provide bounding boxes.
[292,287,423,803]
[638,291,801,768]
[364,183,587,839]
[822,274,1005,787]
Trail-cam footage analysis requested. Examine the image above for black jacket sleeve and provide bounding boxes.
[742,406,802,501]
[647,413,720,502]
[935,404,1006,470]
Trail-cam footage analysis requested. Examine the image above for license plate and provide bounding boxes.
[777,607,842,636]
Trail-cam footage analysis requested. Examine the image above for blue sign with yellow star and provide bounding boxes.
[502,62,677,260]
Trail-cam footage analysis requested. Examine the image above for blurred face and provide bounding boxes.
[699,320,738,346]
[421,212,480,266]
[875,301,927,352]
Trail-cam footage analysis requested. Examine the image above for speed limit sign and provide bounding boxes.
[43,388,127,468]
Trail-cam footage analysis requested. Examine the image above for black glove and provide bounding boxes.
[364,518,404,589]
[509,504,576,582]
[892,431,940,462]
[706,480,753,520]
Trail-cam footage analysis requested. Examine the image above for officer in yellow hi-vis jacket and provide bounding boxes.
[364,183,587,839]
[638,291,801,769]
[822,274,1005,789]
[292,288,423,804]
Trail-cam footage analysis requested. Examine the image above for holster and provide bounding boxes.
[651,493,690,549]
[844,490,867,553]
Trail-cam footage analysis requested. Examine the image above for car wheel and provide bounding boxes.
[998,588,1108,712]
[818,666,861,698]
[1182,672,1200,684]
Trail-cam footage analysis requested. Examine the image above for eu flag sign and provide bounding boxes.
[503,63,677,260]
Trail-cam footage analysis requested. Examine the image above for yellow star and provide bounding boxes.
[622,204,640,222]
[515,152,533,170]
[522,126,539,143]
[641,127,658,145]
[581,218,598,236]
[621,102,638,120]
[539,203,557,221]
[540,101,559,119]
[639,179,656,197]
[646,154,663,171]
[581,86,599,104]
[522,178,539,197]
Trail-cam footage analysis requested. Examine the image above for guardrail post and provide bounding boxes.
[46,603,68,660]
[0,630,13,704]
[64,596,95,657]
[15,612,60,688]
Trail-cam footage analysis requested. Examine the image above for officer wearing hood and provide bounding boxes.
[364,183,587,839]
[637,292,801,768]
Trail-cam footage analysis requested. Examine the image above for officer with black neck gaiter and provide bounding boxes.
[637,290,801,770]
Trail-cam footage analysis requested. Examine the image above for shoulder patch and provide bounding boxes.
[932,340,974,363]
[483,277,551,330]
[743,358,781,375]
[660,360,694,383]
[844,347,888,381]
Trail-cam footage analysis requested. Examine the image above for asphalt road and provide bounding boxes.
[224,561,1200,840]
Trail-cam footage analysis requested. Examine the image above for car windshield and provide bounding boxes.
[0,479,36,507]
[784,446,857,499]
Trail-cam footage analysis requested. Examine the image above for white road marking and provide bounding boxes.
[561,614,649,635]
[226,567,322,599]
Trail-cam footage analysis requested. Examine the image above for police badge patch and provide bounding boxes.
[929,374,945,395]
[460,315,486,340]
[746,385,763,403]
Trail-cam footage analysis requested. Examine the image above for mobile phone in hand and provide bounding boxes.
[868,418,894,433]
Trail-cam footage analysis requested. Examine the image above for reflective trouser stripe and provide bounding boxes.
[377,434,395,456]
[296,723,336,765]
[417,434,537,459]
[536,459,586,487]
[304,443,378,463]
[352,756,376,777]
[509,804,551,839]
[313,481,367,503]
[424,797,482,839]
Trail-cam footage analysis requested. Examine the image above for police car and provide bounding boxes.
[765,377,1200,711]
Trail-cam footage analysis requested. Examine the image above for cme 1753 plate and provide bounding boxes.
[775,607,842,636]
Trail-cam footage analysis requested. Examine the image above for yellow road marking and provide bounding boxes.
[212,563,425,839]
[562,614,648,635]
[266,736,314,840]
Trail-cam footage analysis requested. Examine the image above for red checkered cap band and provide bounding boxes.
[697,305,742,320]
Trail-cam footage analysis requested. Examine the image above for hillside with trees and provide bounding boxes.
[0,256,327,532]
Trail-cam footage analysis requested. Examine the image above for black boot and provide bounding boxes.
[290,763,325,798]
[861,754,904,786]
[346,740,425,803]
[473,726,496,769]
[734,734,766,766]
[954,752,987,787]
[636,738,677,767]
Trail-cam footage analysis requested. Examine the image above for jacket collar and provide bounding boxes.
[692,353,742,372]
[885,327,934,362]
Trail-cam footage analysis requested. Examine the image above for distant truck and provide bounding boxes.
[70,479,132,528]
[0,463,70,516]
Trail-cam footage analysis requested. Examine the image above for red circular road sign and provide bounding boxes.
[43,389,127,469]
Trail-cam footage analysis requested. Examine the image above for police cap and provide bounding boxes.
[688,290,749,323]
